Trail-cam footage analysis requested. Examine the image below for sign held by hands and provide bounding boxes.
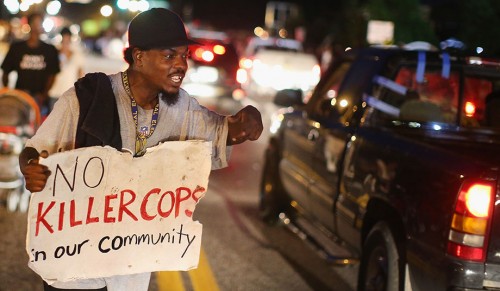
[26,141,212,283]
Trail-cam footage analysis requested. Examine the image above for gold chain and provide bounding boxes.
[121,70,159,156]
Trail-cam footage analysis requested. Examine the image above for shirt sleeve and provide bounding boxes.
[74,50,85,68]
[1,43,19,73]
[25,87,79,154]
[184,98,231,170]
[47,44,61,74]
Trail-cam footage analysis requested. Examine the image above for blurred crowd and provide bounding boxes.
[0,13,85,117]
[0,13,131,117]
[0,10,339,119]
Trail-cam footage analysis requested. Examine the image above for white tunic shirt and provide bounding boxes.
[49,46,84,99]
[26,72,230,289]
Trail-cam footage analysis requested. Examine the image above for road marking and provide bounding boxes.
[157,270,186,291]
[188,248,220,291]
[157,248,219,291]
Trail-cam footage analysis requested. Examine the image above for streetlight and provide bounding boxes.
[46,1,62,16]
[116,0,150,13]
[4,0,20,14]
[19,2,30,12]
[100,5,113,17]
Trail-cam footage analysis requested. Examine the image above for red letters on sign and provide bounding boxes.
[118,189,138,222]
[34,186,206,236]
[86,197,99,224]
[141,188,160,221]
[104,194,118,223]
[36,201,55,236]
[70,200,83,227]
[158,191,175,217]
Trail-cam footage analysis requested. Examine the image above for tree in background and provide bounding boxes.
[300,0,367,52]
[430,0,500,55]
[181,0,500,57]
[300,0,438,53]
[362,0,438,45]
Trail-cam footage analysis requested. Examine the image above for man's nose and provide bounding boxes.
[173,55,188,70]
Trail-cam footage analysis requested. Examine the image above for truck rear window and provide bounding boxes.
[372,65,500,129]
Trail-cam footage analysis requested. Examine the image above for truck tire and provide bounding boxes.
[259,148,285,225]
[358,221,404,291]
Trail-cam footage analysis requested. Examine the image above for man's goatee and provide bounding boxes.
[160,90,179,105]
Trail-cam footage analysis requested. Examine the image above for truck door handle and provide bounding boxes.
[308,129,319,141]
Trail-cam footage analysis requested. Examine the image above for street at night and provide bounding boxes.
[1,0,500,290]
[0,52,358,289]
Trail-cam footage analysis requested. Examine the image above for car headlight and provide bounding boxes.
[269,107,295,134]
[269,113,284,134]
[186,66,219,83]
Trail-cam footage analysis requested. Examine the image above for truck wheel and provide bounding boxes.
[358,221,403,291]
[259,148,285,225]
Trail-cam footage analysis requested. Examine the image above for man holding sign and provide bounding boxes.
[19,8,263,291]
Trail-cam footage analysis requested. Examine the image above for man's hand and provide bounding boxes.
[19,147,51,193]
[227,105,263,145]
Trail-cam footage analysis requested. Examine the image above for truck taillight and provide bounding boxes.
[213,45,225,55]
[193,47,215,63]
[464,101,476,117]
[447,180,495,262]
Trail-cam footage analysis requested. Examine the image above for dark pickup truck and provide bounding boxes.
[260,44,500,290]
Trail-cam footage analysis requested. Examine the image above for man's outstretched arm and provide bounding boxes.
[226,105,263,145]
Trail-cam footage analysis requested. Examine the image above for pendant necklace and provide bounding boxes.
[122,70,159,157]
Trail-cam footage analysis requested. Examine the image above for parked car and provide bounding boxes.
[237,36,320,102]
[260,43,500,290]
[182,29,241,104]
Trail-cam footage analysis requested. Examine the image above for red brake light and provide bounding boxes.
[213,45,225,55]
[193,47,215,63]
[464,101,476,117]
[447,242,484,261]
[455,182,493,218]
[447,179,495,262]
[194,48,204,59]
[465,184,492,217]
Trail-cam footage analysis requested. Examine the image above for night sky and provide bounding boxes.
[188,0,354,32]
[184,0,273,30]
[52,0,458,51]
[58,0,271,31]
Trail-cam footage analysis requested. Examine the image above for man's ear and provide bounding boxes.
[133,48,143,65]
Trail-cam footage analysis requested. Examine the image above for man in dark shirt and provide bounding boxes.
[1,12,60,116]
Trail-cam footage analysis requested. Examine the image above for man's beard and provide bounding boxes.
[160,90,179,106]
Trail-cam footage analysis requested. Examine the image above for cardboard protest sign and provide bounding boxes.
[26,141,212,283]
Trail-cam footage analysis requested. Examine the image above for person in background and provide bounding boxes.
[19,8,263,291]
[48,26,84,107]
[1,12,60,117]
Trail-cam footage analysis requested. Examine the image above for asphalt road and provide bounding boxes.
[0,52,358,291]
